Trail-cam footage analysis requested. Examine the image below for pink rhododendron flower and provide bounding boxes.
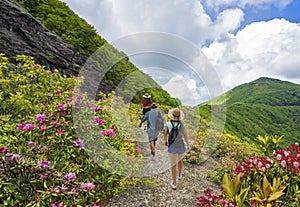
[94,106,102,112]
[56,129,65,135]
[276,154,282,161]
[51,202,66,207]
[107,129,116,136]
[36,114,46,121]
[0,146,9,154]
[94,116,105,124]
[284,150,290,157]
[81,182,95,191]
[23,123,35,131]
[64,172,76,182]
[38,160,50,169]
[38,124,49,132]
[27,141,36,147]
[73,139,84,150]
[60,112,66,116]
[56,103,65,110]
[293,161,300,168]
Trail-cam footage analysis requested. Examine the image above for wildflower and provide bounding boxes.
[61,184,68,192]
[107,129,116,136]
[73,139,84,150]
[23,123,35,131]
[293,161,300,169]
[48,93,53,98]
[36,114,46,121]
[56,103,65,111]
[94,106,102,112]
[65,172,76,182]
[39,173,49,179]
[284,150,290,157]
[6,154,20,162]
[99,131,107,136]
[56,90,62,95]
[56,129,65,135]
[52,171,61,177]
[60,112,66,116]
[16,123,24,131]
[27,141,36,147]
[50,202,66,207]
[94,116,105,124]
[38,160,50,169]
[50,120,60,126]
[81,182,95,191]
[276,154,282,161]
[0,146,9,154]
[38,124,49,132]
[54,186,61,194]
[281,160,287,167]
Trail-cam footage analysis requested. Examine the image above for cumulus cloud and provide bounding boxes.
[202,18,300,91]
[62,0,243,45]
[162,75,209,106]
[61,0,300,105]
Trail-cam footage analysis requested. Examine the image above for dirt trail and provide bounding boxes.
[107,130,220,207]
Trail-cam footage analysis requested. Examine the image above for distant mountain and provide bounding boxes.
[199,77,300,146]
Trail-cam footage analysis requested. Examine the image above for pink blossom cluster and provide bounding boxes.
[99,128,116,137]
[17,122,35,131]
[94,116,105,125]
[194,188,236,207]
[273,142,300,173]
[233,157,273,177]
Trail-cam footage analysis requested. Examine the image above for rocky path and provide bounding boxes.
[107,130,220,207]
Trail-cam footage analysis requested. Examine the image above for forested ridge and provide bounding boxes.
[199,77,300,146]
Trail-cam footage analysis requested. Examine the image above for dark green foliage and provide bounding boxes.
[14,0,105,56]
[199,77,300,147]
[13,0,179,107]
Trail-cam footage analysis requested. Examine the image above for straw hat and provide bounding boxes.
[142,93,151,98]
[168,108,184,121]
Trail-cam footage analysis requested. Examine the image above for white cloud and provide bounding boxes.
[61,0,300,105]
[202,18,300,91]
[162,75,208,106]
[62,0,243,45]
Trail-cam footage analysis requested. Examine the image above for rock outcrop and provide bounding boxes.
[0,0,86,76]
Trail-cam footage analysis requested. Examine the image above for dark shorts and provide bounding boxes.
[149,137,158,142]
[143,107,151,115]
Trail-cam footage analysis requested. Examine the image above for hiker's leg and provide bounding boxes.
[177,153,184,177]
[169,153,177,185]
[149,141,155,155]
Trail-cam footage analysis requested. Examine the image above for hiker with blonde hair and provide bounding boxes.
[164,108,190,190]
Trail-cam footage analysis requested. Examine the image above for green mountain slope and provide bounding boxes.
[199,77,300,146]
[12,0,180,106]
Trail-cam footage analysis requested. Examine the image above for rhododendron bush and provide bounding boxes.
[195,142,300,206]
[0,54,141,206]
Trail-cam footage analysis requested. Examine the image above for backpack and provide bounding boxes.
[155,112,164,132]
[168,122,181,146]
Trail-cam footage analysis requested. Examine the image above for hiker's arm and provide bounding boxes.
[182,124,190,150]
[163,125,168,146]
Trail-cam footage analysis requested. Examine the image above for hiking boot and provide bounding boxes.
[170,182,177,190]
[178,174,182,180]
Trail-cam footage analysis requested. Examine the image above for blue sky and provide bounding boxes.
[61,0,300,106]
